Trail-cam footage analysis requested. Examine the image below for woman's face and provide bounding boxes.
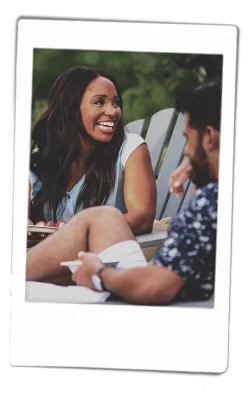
[80,76,122,143]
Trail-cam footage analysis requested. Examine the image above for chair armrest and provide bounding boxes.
[136,231,167,248]
[170,300,214,308]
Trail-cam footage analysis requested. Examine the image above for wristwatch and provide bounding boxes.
[92,264,115,292]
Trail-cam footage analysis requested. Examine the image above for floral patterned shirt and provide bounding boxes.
[150,181,218,302]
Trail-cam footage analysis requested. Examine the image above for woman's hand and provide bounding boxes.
[72,251,103,290]
[27,218,33,225]
[27,218,49,248]
[169,159,194,197]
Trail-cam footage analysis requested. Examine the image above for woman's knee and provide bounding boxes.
[74,205,123,226]
[97,205,123,217]
[89,206,124,224]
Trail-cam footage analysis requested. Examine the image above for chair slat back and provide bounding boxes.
[155,113,186,219]
[127,110,195,221]
[179,181,195,212]
[144,108,176,174]
[125,119,145,136]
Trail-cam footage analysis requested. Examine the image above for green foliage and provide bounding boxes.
[31,49,222,130]
[31,99,47,130]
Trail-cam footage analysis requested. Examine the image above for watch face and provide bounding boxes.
[92,275,103,292]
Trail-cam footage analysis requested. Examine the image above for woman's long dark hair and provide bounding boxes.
[30,66,125,222]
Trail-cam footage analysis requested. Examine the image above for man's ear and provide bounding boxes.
[203,126,220,152]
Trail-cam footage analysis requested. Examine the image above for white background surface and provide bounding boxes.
[10,19,235,374]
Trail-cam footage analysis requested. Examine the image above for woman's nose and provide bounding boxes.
[104,104,116,117]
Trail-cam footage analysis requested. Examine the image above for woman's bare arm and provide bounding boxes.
[123,143,156,235]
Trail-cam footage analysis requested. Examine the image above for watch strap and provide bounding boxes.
[96,264,115,291]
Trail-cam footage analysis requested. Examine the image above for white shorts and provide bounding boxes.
[98,240,147,270]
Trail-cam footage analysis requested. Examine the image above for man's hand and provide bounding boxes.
[72,251,103,290]
[169,159,193,197]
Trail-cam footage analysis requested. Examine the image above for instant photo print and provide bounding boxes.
[10,19,237,373]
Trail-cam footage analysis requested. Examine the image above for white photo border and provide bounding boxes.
[10,19,237,373]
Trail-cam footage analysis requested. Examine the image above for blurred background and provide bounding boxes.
[31,49,223,136]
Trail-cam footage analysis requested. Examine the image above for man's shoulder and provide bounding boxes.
[196,181,218,195]
[192,181,218,206]
[176,181,218,226]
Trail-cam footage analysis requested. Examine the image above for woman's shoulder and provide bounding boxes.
[123,131,145,145]
[120,132,146,167]
[29,170,40,186]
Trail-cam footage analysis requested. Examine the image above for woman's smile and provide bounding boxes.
[80,76,122,143]
[96,120,116,134]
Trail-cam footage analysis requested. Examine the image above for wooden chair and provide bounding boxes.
[125,110,194,248]
[143,108,176,174]
[125,108,176,173]
[125,119,145,136]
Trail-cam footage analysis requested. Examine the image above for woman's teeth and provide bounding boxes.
[97,122,115,127]
[97,121,115,133]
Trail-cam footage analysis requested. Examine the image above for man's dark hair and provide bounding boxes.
[176,81,222,131]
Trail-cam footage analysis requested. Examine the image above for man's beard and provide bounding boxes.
[189,142,212,188]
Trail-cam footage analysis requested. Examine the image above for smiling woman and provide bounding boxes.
[79,76,122,143]
[28,66,156,248]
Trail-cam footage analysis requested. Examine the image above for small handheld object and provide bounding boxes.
[60,259,119,273]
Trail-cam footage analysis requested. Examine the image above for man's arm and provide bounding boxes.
[100,264,184,305]
[72,252,184,305]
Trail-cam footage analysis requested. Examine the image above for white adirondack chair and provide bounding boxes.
[126,109,194,248]
[125,119,145,136]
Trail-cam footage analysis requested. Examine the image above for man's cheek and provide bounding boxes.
[184,145,193,159]
[183,144,189,157]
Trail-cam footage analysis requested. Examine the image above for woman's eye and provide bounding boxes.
[114,99,121,107]
[93,98,121,107]
[94,99,104,105]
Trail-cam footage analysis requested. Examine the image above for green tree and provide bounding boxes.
[31,49,222,131]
